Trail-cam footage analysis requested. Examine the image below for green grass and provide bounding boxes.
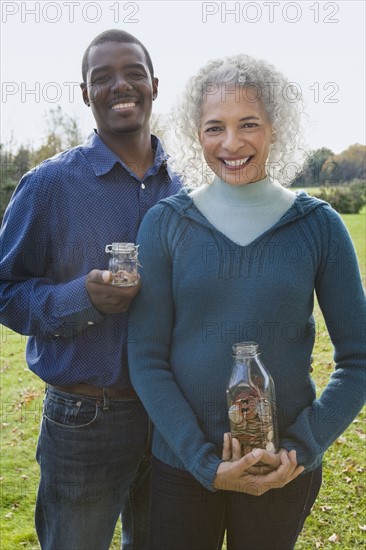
[342,213,366,284]
[1,212,365,549]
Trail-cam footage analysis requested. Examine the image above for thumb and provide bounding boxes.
[239,448,263,469]
[101,270,112,283]
[86,269,112,284]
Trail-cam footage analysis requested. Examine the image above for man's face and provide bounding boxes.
[82,41,158,141]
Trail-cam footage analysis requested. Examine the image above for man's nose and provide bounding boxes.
[111,74,133,93]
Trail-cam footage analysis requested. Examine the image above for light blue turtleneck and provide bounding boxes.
[190,176,295,246]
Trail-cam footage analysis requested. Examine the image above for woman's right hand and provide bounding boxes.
[214,434,304,495]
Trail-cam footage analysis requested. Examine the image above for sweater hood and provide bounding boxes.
[158,188,330,235]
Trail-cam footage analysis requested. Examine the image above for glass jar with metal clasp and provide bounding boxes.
[105,242,140,287]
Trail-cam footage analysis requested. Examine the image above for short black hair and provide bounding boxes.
[81,29,154,83]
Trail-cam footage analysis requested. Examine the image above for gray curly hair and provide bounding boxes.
[167,54,309,187]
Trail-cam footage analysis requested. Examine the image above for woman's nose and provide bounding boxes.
[222,131,244,153]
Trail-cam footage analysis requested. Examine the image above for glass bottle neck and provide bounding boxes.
[232,341,259,359]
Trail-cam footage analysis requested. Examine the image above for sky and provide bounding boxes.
[1,0,365,154]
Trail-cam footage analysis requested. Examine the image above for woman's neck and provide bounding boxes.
[190,175,295,246]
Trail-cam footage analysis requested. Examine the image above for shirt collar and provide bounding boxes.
[82,130,169,179]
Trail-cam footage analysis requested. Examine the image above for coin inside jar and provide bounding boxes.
[112,269,138,287]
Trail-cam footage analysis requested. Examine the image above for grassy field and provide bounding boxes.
[0,210,365,549]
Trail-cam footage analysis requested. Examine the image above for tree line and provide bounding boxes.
[293,145,365,186]
[1,107,365,222]
[292,145,365,214]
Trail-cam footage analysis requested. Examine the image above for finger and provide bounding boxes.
[259,451,304,489]
[252,453,291,488]
[288,449,298,468]
[256,449,281,469]
[286,450,305,481]
[222,432,232,461]
[231,438,242,461]
[279,449,300,477]
[221,448,264,478]
[276,450,296,479]
[247,464,274,475]
[233,448,264,473]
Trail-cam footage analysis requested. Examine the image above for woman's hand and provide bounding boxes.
[216,433,304,495]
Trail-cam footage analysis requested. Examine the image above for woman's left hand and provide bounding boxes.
[221,432,293,475]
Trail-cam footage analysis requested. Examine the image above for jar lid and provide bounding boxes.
[105,242,138,254]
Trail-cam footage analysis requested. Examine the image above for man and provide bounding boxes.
[0,29,181,550]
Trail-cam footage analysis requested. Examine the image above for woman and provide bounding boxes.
[128,54,365,550]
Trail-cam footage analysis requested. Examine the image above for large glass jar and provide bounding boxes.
[227,341,279,456]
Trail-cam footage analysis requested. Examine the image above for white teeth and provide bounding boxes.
[224,157,250,167]
[112,102,136,110]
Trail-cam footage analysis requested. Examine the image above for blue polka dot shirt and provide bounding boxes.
[0,131,182,388]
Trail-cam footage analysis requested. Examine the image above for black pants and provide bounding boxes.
[149,457,322,550]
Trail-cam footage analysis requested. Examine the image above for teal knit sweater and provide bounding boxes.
[128,189,366,492]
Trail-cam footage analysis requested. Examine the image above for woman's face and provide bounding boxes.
[198,85,273,186]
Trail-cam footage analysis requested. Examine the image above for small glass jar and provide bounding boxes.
[227,341,279,456]
[105,242,139,287]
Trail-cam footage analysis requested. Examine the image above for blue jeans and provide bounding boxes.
[149,457,322,550]
[35,386,151,550]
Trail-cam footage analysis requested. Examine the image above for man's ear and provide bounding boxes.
[152,77,159,101]
[80,83,90,107]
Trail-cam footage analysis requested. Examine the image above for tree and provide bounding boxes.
[13,147,32,179]
[331,144,366,182]
[32,106,84,166]
[293,148,335,186]
[1,108,84,224]
[150,112,170,149]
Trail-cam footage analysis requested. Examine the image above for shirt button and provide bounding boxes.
[87,321,94,326]
[141,183,146,189]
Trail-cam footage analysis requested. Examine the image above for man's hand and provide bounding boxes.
[86,270,141,314]
[216,433,304,495]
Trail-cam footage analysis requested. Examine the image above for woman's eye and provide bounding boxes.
[205,126,222,133]
[242,123,258,129]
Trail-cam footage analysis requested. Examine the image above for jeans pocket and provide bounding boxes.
[43,390,99,428]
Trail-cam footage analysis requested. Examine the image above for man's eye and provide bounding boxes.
[128,72,145,79]
[92,75,110,85]
[242,123,258,129]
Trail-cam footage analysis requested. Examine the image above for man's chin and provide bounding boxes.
[113,123,143,135]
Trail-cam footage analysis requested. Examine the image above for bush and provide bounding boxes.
[314,180,366,214]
